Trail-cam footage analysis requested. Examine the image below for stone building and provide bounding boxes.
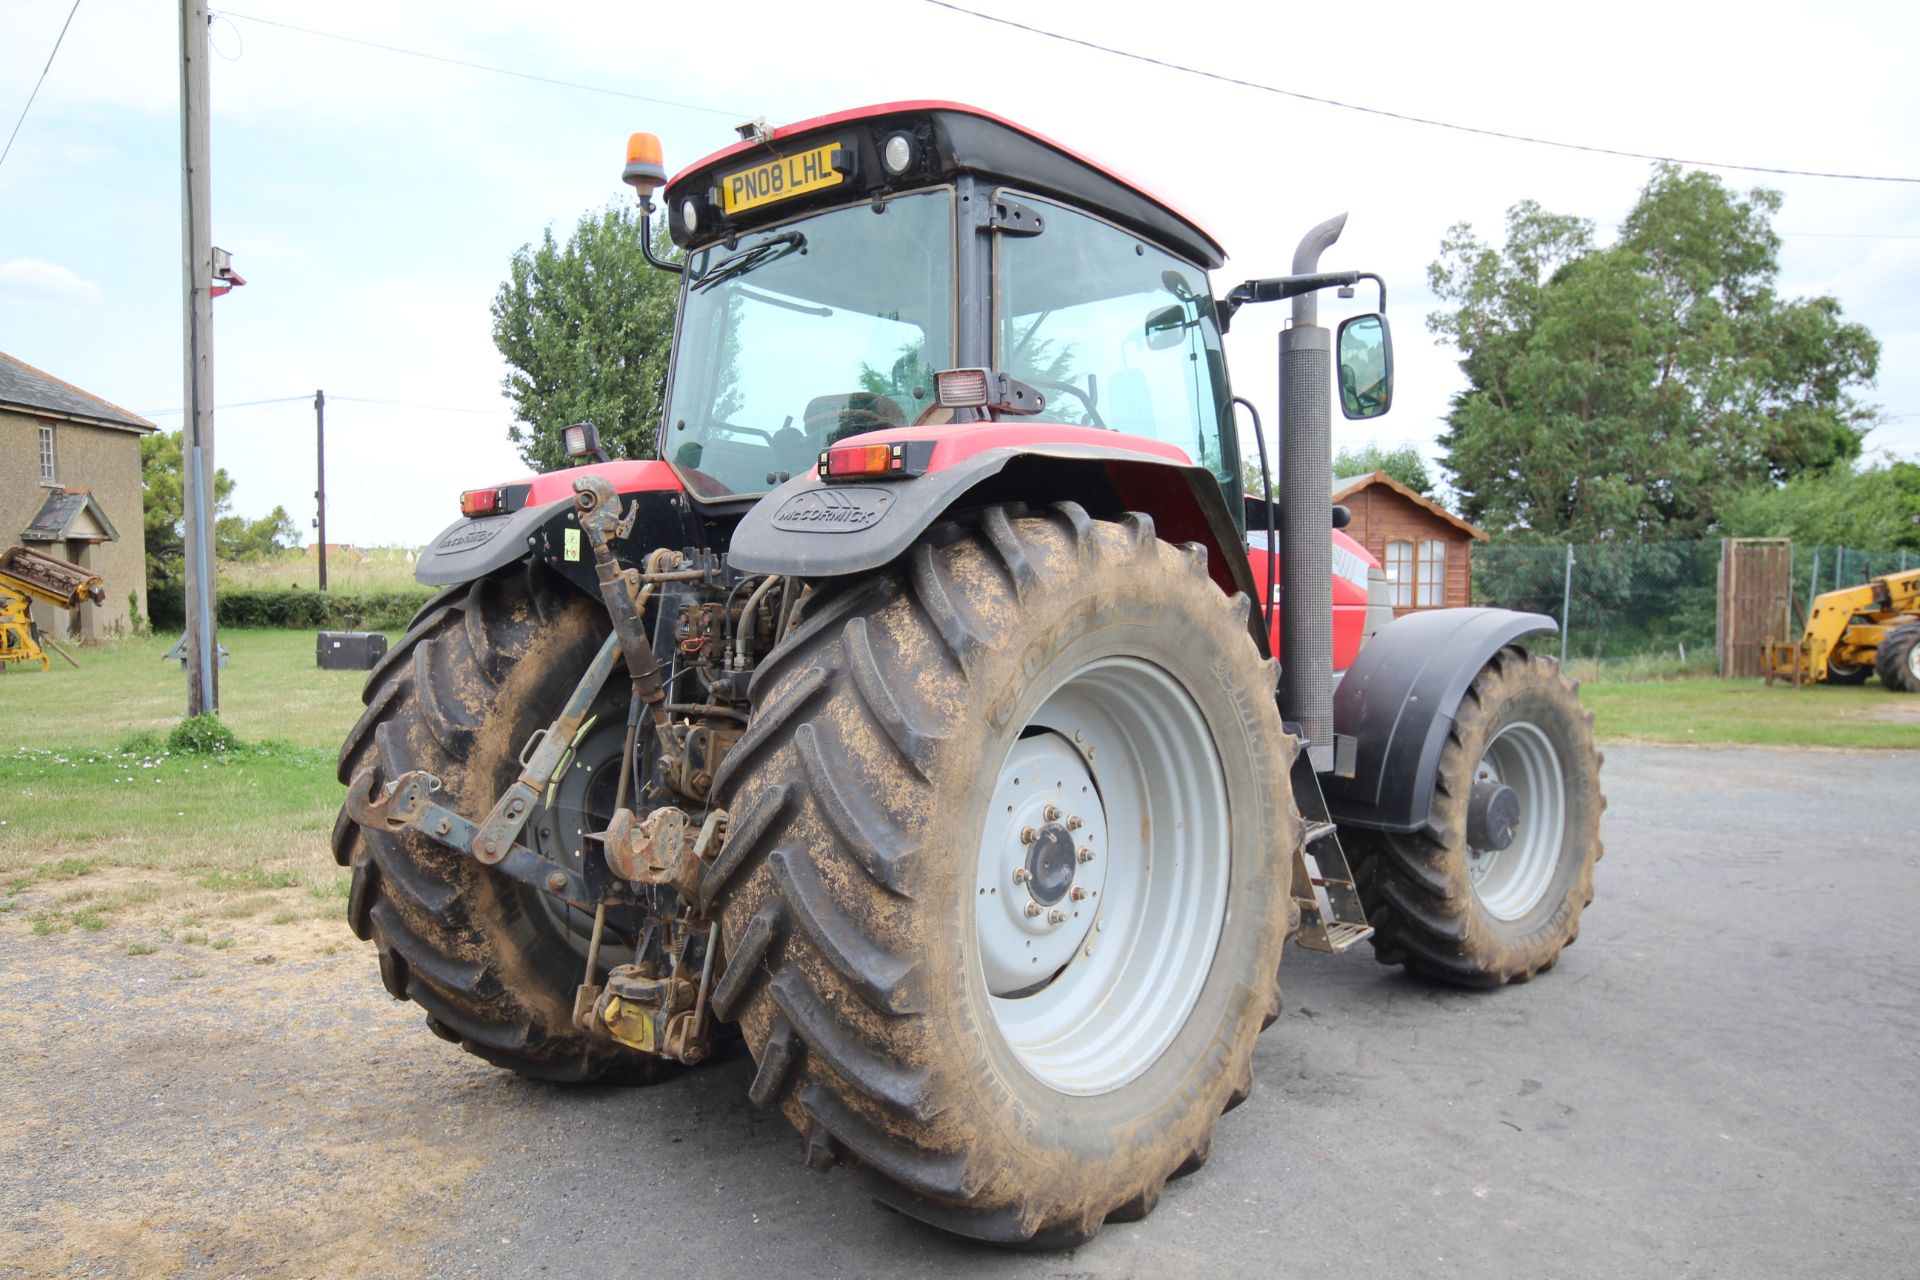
[2,351,156,640]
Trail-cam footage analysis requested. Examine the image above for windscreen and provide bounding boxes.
[662,190,955,499]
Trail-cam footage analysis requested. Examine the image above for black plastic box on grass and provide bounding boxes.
[316,631,388,670]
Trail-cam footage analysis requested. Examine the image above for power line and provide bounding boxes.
[141,394,507,417]
[214,10,747,120]
[1,0,83,171]
[918,0,1920,185]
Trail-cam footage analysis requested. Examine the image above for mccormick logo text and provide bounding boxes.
[770,488,891,533]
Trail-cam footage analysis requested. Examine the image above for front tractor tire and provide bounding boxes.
[706,504,1298,1246]
[334,564,657,1083]
[1346,647,1604,987]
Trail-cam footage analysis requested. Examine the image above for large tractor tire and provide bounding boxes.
[1346,647,1603,987]
[334,562,659,1083]
[1874,621,1920,692]
[704,504,1298,1246]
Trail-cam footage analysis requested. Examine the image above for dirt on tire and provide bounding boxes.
[704,503,1298,1245]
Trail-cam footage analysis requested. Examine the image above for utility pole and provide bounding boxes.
[178,0,218,715]
[314,389,328,591]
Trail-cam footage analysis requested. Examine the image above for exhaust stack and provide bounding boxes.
[1278,213,1347,773]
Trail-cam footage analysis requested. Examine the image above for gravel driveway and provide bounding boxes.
[3,744,1915,1278]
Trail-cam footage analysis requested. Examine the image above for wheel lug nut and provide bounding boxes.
[1020,826,1037,844]
[1011,867,1030,885]
[1069,886,1087,901]
[1024,901,1043,918]
[1066,815,1083,831]
[1047,908,1067,924]
[1044,804,1061,822]
[1077,848,1094,863]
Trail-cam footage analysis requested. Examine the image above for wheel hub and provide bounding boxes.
[1024,823,1078,905]
[1465,721,1567,920]
[978,733,1107,995]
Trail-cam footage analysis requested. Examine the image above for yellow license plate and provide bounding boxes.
[718,143,844,215]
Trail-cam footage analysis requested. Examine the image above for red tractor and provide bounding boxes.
[339,102,1602,1245]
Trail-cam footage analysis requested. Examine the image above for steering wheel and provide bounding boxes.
[1022,375,1106,428]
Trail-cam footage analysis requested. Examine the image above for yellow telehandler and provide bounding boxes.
[1764,566,1920,691]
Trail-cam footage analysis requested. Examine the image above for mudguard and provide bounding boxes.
[417,464,698,594]
[727,438,1266,650]
[1321,607,1558,834]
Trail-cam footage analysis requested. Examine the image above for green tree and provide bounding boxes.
[1719,460,1920,551]
[1428,165,1880,541]
[1334,443,1435,496]
[141,431,297,626]
[492,203,681,471]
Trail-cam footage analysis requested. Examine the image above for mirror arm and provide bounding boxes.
[1219,270,1367,331]
[1353,271,1387,313]
[637,199,685,276]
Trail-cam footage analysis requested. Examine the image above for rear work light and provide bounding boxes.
[460,487,504,517]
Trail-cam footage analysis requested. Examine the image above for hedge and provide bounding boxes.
[195,588,435,631]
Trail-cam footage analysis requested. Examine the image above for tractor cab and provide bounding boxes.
[640,103,1246,511]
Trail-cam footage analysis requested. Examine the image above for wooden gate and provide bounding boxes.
[1719,538,1793,678]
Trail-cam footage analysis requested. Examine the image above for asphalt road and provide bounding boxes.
[4,745,1916,1278]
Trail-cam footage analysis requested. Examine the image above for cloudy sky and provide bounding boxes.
[3,0,1916,548]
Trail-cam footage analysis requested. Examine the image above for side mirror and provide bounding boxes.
[1335,313,1393,420]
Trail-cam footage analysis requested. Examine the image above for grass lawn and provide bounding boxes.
[1581,677,1920,750]
[4,628,387,750]
[1,629,386,952]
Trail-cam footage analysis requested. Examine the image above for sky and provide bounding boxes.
[3,0,1917,548]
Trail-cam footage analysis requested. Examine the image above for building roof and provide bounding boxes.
[0,351,157,433]
[1332,470,1487,541]
[21,488,120,543]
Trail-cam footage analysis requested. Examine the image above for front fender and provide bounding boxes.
[1322,608,1558,834]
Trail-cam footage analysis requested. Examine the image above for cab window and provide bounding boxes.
[995,195,1238,495]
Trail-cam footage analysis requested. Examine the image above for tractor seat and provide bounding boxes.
[804,391,906,446]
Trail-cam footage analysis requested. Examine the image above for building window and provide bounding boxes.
[1418,539,1447,607]
[1386,539,1413,607]
[39,425,57,485]
[1385,537,1449,608]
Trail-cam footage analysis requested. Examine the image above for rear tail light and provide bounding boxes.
[460,487,504,517]
[821,442,904,479]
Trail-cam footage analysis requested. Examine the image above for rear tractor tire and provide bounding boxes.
[1874,621,1920,693]
[706,504,1298,1245]
[334,563,661,1083]
[1347,647,1604,987]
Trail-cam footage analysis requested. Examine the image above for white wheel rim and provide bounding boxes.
[1907,642,1920,683]
[1466,720,1566,921]
[974,657,1230,1096]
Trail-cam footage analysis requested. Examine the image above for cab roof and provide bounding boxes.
[663,101,1228,270]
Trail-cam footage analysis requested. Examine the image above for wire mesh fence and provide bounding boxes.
[1471,540,1918,672]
